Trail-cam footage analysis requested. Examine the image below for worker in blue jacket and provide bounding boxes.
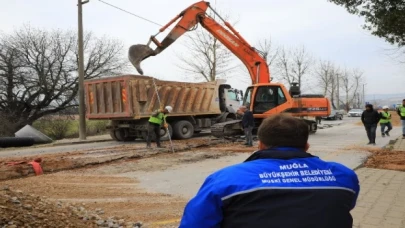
[179,114,360,228]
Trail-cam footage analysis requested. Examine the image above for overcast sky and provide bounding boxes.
[1,0,404,95]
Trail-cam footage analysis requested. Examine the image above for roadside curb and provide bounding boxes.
[51,139,113,147]
[392,136,405,151]
[0,138,113,152]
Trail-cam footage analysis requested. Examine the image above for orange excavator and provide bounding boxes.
[129,1,330,137]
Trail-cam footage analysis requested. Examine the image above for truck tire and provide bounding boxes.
[109,130,118,141]
[173,120,194,139]
[114,129,135,141]
[160,124,173,141]
[0,137,35,148]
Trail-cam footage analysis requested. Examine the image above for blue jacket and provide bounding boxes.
[179,147,360,228]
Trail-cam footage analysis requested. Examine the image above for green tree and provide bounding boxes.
[329,0,405,46]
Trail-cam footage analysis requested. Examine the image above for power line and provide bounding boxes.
[97,0,163,27]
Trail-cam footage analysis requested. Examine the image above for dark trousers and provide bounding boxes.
[147,122,161,147]
[365,124,377,143]
[244,126,253,146]
[380,122,392,134]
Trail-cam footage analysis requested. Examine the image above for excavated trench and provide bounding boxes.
[0,138,255,227]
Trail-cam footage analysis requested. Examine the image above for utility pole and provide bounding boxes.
[336,73,340,110]
[362,83,366,107]
[357,93,360,108]
[78,0,89,140]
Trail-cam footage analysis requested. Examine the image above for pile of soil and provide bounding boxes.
[0,186,95,227]
[364,149,405,171]
[0,186,142,228]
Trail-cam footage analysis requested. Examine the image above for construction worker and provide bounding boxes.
[179,114,359,228]
[146,106,172,148]
[239,105,254,147]
[379,106,392,137]
[361,104,380,145]
[397,99,405,139]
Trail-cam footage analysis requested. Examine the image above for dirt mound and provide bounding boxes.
[364,149,405,171]
[2,174,184,227]
[0,186,143,228]
[0,186,95,227]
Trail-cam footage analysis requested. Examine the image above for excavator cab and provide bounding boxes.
[243,85,288,114]
[289,82,301,97]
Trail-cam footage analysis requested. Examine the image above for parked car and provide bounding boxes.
[322,110,343,120]
[348,109,363,117]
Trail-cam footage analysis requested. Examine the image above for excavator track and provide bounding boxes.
[211,119,243,138]
[211,118,317,138]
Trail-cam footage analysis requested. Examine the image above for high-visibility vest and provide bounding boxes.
[148,111,166,125]
[380,112,391,124]
[399,105,405,117]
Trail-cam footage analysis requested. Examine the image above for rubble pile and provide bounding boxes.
[0,186,142,228]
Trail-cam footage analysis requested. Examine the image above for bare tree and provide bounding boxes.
[276,46,313,89]
[255,37,279,81]
[0,25,128,136]
[237,37,279,84]
[315,60,364,110]
[176,28,236,82]
[316,60,335,96]
[175,9,239,82]
[327,67,340,109]
[315,60,340,109]
[340,68,363,111]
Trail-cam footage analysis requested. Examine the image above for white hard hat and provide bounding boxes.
[383,106,389,109]
[165,106,173,113]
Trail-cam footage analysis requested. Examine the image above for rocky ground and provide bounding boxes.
[0,186,143,228]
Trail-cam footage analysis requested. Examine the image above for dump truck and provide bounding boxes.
[84,75,243,141]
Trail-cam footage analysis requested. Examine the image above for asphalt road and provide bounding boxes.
[0,116,392,159]
[0,132,212,158]
[120,116,403,199]
[0,141,122,158]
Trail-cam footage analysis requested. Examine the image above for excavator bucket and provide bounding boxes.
[128,44,157,75]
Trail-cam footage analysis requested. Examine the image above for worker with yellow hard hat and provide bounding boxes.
[146,105,173,148]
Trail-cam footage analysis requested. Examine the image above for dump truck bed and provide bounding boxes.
[84,75,222,119]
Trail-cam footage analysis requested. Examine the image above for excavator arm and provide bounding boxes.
[129,0,270,84]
